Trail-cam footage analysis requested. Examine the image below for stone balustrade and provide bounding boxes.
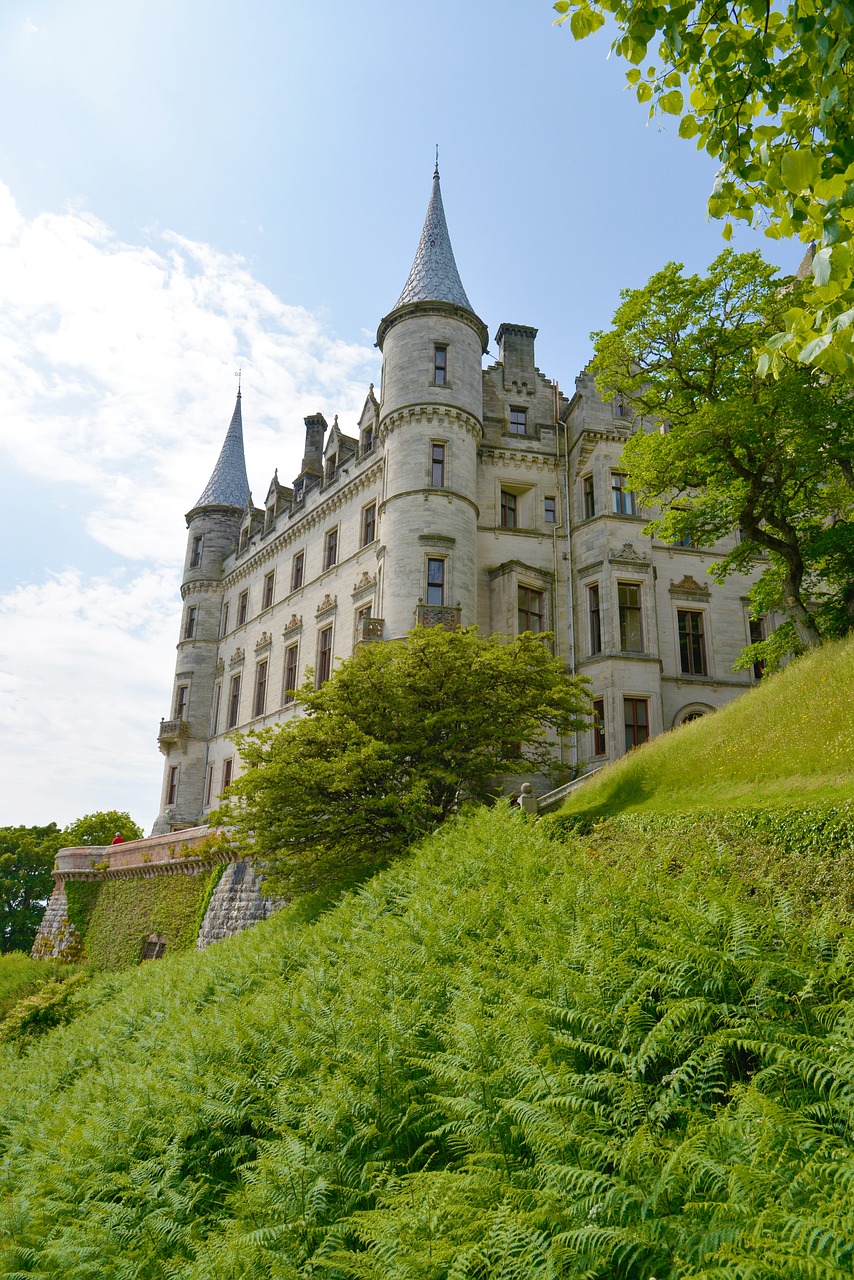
[53,826,227,881]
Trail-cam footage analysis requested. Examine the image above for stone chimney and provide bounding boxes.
[300,412,327,476]
[495,323,538,386]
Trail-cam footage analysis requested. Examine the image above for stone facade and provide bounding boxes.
[151,169,774,835]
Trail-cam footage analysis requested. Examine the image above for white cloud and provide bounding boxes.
[0,182,380,828]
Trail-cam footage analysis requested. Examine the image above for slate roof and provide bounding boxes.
[393,168,474,312]
[193,391,251,509]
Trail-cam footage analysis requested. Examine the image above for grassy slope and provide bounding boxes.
[563,632,854,819]
[0,640,852,1277]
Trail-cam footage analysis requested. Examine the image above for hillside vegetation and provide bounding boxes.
[0,639,852,1278]
[562,632,854,819]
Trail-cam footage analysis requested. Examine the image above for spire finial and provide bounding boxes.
[235,366,242,395]
[434,144,439,178]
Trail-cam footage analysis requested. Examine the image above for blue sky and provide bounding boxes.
[0,1,796,828]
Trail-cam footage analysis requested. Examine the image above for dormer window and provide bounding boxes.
[433,345,448,386]
[325,454,337,482]
[362,424,374,454]
[239,526,249,552]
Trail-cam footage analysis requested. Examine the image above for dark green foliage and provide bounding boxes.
[81,866,222,970]
[1,807,854,1277]
[0,823,62,953]
[0,954,77,1021]
[214,625,589,897]
[61,810,144,846]
[0,971,88,1047]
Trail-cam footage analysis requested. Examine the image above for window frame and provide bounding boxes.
[611,472,638,517]
[431,441,446,488]
[509,407,527,436]
[544,495,557,525]
[624,697,650,751]
[618,581,644,652]
[324,526,339,570]
[262,571,275,611]
[592,697,606,756]
[190,535,202,568]
[222,757,233,792]
[174,684,189,721]
[291,550,305,592]
[226,673,241,730]
[317,625,333,686]
[582,474,596,520]
[517,585,546,635]
[211,681,222,736]
[433,344,448,386]
[237,590,249,627]
[283,642,299,704]
[500,489,518,529]
[184,606,197,640]
[361,500,377,547]
[166,765,179,807]
[220,601,229,637]
[253,659,268,719]
[677,609,708,676]
[588,583,602,656]
[426,557,445,606]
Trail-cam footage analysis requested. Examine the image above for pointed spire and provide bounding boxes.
[393,167,474,312]
[193,391,251,510]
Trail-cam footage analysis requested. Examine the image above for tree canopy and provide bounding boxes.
[0,825,62,954]
[592,250,854,659]
[61,811,143,847]
[553,0,854,372]
[212,625,589,896]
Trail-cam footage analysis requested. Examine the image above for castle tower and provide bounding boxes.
[151,391,250,835]
[376,165,488,637]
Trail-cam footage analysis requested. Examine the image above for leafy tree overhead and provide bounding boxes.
[0,825,63,954]
[553,0,854,372]
[592,250,854,659]
[61,810,143,847]
[212,625,589,896]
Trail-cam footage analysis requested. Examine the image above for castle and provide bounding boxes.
[152,167,769,835]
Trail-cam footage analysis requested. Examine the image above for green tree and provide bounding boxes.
[553,0,854,372]
[61,810,143,847]
[0,825,63,953]
[213,626,589,896]
[592,250,854,658]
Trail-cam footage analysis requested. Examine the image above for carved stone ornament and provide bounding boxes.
[608,542,651,570]
[214,658,224,674]
[670,573,711,601]
[352,570,377,597]
[283,613,302,633]
[255,631,272,650]
[229,647,245,666]
[316,593,337,615]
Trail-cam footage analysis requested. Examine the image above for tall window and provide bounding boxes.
[262,572,275,611]
[226,674,241,730]
[592,697,606,756]
[174,685,189,721]
[237,590,249,626]
[324,527,338,569]
[211,682,222,735]
[434,345,447,385]
[253,660,268,718]
[291,550,305,592]
[544,495,557,524]
[325,453,337,482]
[361,501,377,546]
[220,601,229,637]
[678,610,708,676]
[749,616,765,681]
[222,758,233,792]
[426,558,445,606]
[190,535,202,568]
[362,423,374,454]
[612,473,638,516]
[518,586,545,634]
[184,606,197,639]
[509,407,527,436]
[317,626,333,685]
[431,442,446,487]
[614,395,632,420]
[166,766,179,806]
[624,697,649,750]
[500,489,518,528]
[588,584,602,655]
[204,765,214,807]
[582,474,595,520]
[618,582,643,651]
[283,643,299,704]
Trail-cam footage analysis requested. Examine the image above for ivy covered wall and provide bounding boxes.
[65,866,223,970]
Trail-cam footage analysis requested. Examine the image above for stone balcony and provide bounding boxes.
[53,826,227,881]
[356,616,385,643]
[158,718,190,752]
[415,604,461,629]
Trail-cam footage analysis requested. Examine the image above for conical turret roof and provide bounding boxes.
[393,167,474,312]
[193,391,251,510]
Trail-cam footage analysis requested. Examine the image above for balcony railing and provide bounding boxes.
[356,616,385,643]
[158,718,189,752]
[415,604,461,630]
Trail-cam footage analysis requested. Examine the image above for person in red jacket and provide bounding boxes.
[110,832,125,845]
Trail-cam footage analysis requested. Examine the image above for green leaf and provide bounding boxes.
[812,247,832,285]
[659,89,684,114]
[797,333,832,362]
[637,81,654,104]
[678,114,699,139]
[570,7,606,39]
[780,150,820,194]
